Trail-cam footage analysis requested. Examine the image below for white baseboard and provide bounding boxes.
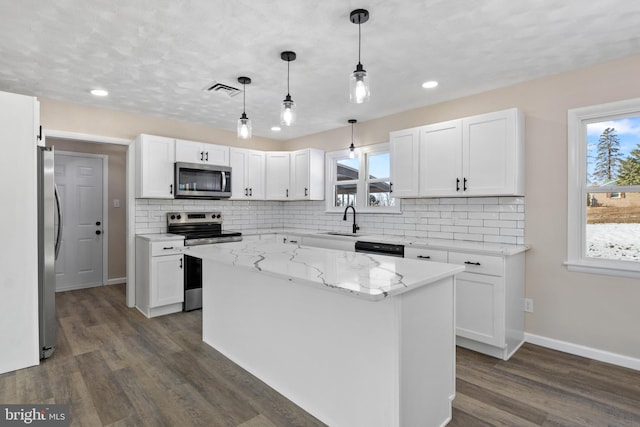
[525,333,640,371]
[107,277,126,286]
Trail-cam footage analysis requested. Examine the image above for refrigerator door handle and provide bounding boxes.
[54,183,63,260]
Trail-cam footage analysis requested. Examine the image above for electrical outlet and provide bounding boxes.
[524,298,534,313]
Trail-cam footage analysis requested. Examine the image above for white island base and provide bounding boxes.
[201,260,456,427]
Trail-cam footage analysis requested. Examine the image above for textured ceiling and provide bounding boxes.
[1,0,640,140]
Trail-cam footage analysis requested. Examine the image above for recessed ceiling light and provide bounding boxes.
[271,126,281,132]
[90,89,109,97]
[421,81,438,89]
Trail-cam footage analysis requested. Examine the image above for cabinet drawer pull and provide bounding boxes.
[464,261,481,266]
[170,184,173,195]
[179,258,183,269]
[417,255,431,259]
[289,239,298,244]
[163,246,174,250]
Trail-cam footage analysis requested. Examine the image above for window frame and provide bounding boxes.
[325,142,400,213]
[567,97,640,278]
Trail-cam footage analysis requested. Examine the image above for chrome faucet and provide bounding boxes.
[343,205,359,234]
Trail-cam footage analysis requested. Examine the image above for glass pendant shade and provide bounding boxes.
[237,112,252,139]
[349,64,370,104]
[280,94,296,126]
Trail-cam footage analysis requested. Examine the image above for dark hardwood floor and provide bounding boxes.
[1,284,639,426]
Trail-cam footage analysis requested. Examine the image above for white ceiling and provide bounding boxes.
[1,1,640,140]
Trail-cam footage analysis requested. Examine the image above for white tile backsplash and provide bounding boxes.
[134,196,526,244]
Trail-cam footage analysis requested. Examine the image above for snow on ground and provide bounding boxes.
[586,223,640,261]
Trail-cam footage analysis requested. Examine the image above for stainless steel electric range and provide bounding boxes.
[167,211,242,311]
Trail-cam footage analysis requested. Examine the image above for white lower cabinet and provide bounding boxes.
[135,236,184,318]
[407,245,525,360]
[404,247,448,263]
[448,251,525,360]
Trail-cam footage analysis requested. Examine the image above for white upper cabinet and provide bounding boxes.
[389,127,420,197]
[265,151,291,200]
[390,108,524,198]
[462,109,523,196]
[230,147,265,199]
[419,120,463,197]
[175,139,229,166]
[290,148,324,200]
[135,134,175,199]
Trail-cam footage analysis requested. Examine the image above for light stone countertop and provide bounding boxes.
[135,233,185,242]
[187,240,464,301]
[239,228,530,256]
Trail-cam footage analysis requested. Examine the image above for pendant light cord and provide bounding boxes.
[243,82,246,114]
[358,21,362,64]
[287,60,291,96]
[351,121,354,144]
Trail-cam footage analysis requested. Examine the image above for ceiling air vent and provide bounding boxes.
[203,81,242,97]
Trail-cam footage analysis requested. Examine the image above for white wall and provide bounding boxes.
[0,91,39,374]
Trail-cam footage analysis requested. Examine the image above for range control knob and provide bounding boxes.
[211,214,216,219]
[177,214,182,220]
[216,214,221,219]
[170,215,176,220]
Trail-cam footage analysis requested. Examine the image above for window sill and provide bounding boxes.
[564,260,640,279]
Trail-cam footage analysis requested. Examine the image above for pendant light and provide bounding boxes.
[348,119,357,158]
[237,76,252,139]
[280,51,297,126]
[349,9,370,104]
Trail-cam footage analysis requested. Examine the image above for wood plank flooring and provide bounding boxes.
[1,284,639,426]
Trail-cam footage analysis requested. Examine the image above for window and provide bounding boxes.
[326,143,398,213]
[567,98,640,277]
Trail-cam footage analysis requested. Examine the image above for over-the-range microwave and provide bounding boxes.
[174,162,231,199]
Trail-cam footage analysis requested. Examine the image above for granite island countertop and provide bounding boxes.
[187,240,464,301]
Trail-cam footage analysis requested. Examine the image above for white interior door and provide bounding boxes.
[54,153,104,291]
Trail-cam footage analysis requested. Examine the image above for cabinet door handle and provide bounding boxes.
[456,178,460,192]
[463,177,468,191]
[200,151,204,161]
[286,189,289,197]
[305,187,308,196]
[170,184,173,195]
[163,246,174,250]
[205,152,209,162]
[464,261,481,266]
[179,258,183,269]
[245,188,248,196]
[417,255,431,259]
[390,182,393,193]
[249,188,253,196]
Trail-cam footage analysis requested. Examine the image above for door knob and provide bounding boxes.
[96,230,102,235]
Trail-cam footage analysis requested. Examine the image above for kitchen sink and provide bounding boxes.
[321,232,360,237]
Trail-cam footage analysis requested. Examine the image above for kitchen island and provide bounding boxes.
[188,241,464,427]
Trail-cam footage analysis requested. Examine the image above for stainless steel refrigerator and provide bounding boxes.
[38,146,62,359]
